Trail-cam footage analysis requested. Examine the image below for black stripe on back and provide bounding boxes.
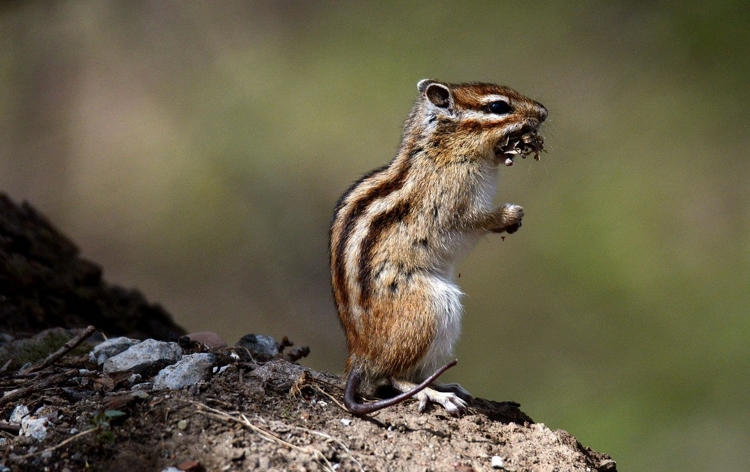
[331,158,413,312]
[357,200,412,308]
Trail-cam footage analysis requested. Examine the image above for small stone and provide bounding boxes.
[491,455,505,469]
[340,418,352,426]
[90,337,139,365]
[235,334,279,361]
[103,339,182,375]
[21,416,49,442]
[153,353,216,391]
[9,405,29,423]
[177,419,188,430]
[231,448,245,461]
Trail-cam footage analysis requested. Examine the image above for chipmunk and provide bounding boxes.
[330,79,547,415]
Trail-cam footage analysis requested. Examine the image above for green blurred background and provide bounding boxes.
[2,1,748,469]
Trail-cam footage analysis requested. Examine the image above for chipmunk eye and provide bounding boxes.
[487,100,511,115]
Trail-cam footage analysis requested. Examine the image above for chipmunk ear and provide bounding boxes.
[418,79,452,109]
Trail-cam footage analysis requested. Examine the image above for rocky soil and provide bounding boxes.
[0,194,617,471]
[0,329,616,472]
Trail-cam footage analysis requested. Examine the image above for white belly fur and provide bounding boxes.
[411,274,464,380]
[410,167,498,380]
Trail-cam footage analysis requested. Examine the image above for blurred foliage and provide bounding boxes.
[1,1,749,470]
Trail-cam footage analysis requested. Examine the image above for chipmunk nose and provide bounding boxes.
[535,103,548,122]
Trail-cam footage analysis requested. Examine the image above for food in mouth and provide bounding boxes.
[496,131,545,166]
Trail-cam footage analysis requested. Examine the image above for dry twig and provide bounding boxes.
[23,325,97,374]
[188,400,363,472]
[311,384,347,412]
[0,421,21,434]
[0,369,77,407]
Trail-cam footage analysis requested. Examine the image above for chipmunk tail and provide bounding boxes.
[343,360,458,416]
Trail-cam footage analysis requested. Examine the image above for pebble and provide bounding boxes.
[89,337,139,365]
[152,353,216,390]
[9,405,29,423]
[103,339,182,375]
[21,416,49,442]
[491,455,505,469]
[235,334,279,361]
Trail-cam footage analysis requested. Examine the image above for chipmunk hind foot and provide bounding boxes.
[430,381,472,402]
[392,379,468,416]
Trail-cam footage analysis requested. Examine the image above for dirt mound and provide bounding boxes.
[0,193,185,341]
[0,335,615,472]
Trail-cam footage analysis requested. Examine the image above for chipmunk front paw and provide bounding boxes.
[489,204,524,234]
[503,204,524,233]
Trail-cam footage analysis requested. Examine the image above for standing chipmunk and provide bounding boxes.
[330,79,547,415]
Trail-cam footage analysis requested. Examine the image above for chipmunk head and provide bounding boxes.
[415,79,547,166]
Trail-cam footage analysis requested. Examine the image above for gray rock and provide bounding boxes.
[152,353,216,390]
[21,416,50,442]
[9,405,29,423]
[235,334,279,361]
[103,339,182,375]
[90,337,139,365]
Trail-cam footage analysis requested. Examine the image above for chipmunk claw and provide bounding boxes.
[415,388,468,416]
[505,220,522,234]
